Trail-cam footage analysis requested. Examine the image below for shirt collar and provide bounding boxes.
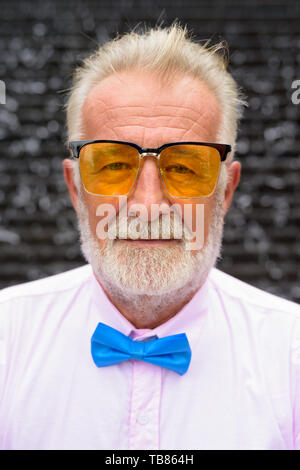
[90,268,210,349]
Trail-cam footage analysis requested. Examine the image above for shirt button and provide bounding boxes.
[137,413,149,425]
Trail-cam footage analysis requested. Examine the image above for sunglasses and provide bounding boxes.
[68,140,231,198]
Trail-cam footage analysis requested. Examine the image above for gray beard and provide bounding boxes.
[76,191,225,324]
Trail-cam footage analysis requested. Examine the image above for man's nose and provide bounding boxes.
[127,156,170,221]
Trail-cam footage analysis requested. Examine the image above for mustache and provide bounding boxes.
[106,213,193,241]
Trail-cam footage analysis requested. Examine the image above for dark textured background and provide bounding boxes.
[0,0,299,302]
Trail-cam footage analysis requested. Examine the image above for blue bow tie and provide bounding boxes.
[91,322,192,375]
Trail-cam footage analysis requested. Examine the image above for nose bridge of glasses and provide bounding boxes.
[135,151,169,200]
[140,151,160,160]
[138,151,161,179]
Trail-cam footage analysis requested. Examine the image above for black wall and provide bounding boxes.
[0,0,299,302]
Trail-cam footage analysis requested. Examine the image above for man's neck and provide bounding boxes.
[95,274,205,329]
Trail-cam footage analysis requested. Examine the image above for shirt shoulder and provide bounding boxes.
[0,264,93,306]
[209,267,300,319]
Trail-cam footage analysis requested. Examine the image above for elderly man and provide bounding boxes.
[0,24,299,451]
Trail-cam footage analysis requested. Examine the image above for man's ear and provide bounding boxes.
[222,161,241,216]
[62,158,79,212]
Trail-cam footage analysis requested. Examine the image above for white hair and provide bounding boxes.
[65,23,247,149]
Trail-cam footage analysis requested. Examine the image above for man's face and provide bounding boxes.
[63,70,240,310]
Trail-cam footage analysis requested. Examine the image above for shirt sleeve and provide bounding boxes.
[291,318,300,449]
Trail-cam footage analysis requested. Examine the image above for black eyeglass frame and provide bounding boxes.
[68,140,231,199]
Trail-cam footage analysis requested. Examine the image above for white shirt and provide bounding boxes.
[0,264,299,450]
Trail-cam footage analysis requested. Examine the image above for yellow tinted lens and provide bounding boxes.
[160,145,221,197]
[79,143,139,195]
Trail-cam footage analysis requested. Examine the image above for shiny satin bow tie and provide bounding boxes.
[91,322,192,375]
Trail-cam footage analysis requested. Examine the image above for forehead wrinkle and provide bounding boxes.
[81,72,221,143]
[101,117,213,143]
[84,113,218,144]
[84,106,206,136]
[85,102,214,135]
[108,104,214,135]
[112,124,188,131]
[89,102,209,118]
[101,113,205,127]
[83,77,218,121]
[99,99,214,123]
[86,102,202,123]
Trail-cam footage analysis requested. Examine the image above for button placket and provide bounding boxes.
[128,359,162,450]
